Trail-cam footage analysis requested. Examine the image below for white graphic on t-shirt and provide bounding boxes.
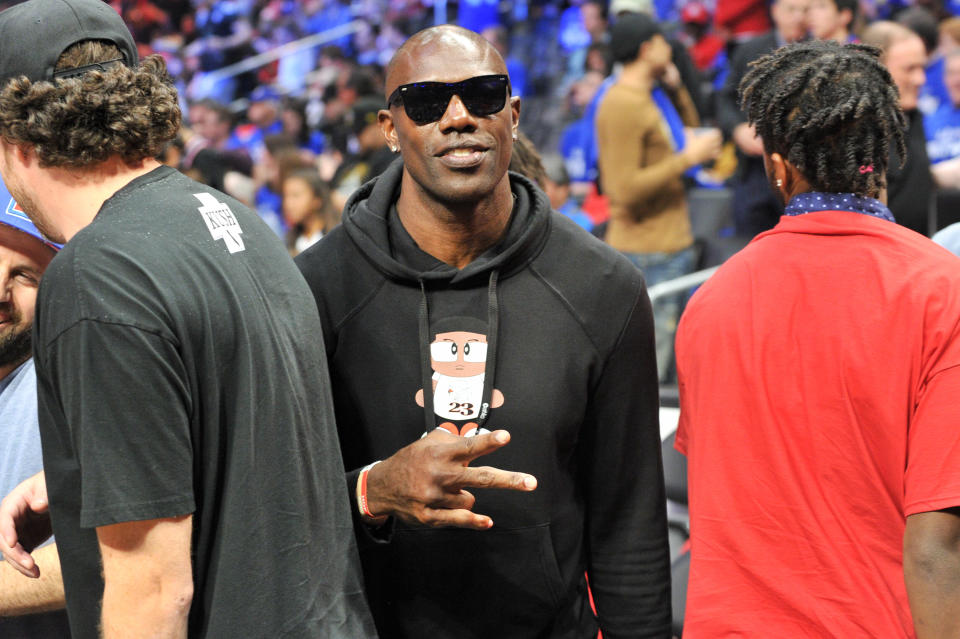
[433,371,484,420]
[415,328,505,437]
[194,193,245,253]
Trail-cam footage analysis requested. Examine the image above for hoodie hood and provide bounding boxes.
[341,158,554,437]
[341,158,553,285]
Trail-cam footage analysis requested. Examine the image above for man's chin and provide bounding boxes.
[0,325,32,371]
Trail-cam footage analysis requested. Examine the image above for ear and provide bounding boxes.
[378,109,399,153]
[509,95,521,139]
[637,40,650,62]
[0,138,32,167]
[770,151,810,199]
[768,152,788,193]
[15,143,33,166]
[779,154,808,195]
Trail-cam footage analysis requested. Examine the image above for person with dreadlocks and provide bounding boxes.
[675,40,960,637]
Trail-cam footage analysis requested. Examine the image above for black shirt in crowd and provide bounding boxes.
[33,166,376,638]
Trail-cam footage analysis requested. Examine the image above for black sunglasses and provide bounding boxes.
[387,74,511,125]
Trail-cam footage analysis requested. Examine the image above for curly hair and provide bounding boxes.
[739,40,906,197]
[0,40,181,168]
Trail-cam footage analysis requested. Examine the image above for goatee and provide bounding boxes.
[0,321,32,371]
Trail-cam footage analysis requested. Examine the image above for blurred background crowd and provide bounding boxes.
[2,0,958,321]
[0,0,952,253]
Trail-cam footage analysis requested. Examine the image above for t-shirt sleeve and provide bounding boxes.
[904,362,960,516]
[46,319,195,528]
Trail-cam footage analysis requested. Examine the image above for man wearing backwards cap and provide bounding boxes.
[0,181,71,639]
[0,1,376,638]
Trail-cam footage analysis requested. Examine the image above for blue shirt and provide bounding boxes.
[0,361,72,639]
[925,102,960,164]
[0,360,49,554]
[560,74,615,184]
[919,56,948,116]
[558,199,594,231]
[457,0,499,32]
[933,222,960,256]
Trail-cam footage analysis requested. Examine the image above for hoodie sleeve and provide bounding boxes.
[579,286,671,637]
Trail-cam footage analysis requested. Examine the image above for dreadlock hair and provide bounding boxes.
[739,40,906,198]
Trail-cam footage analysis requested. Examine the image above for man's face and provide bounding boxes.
[0,143,63,245]
[188,104,209,132]
[886,36,927,111]
[581,2,606,38]
[945,55,960,107]
[248,101,277,129]
[543,178,570,210]
[642,34,673,74]
[0,225,53,373]
[204,111,231,146]
[380,38,520,207]
[807,0,848,41]
[772,0,810,43]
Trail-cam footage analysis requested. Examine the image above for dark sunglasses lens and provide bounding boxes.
[461,77,508,116]
[402,85,451,125]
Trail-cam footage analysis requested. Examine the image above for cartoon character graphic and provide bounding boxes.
[415,323,504,437]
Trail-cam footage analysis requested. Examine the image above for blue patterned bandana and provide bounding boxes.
[784,192,895,223]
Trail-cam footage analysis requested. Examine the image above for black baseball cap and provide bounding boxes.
[610,12,663,64]
[351,96,384,135]
[0,0,138,88]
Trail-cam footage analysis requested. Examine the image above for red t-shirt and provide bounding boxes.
[676,211,960,637]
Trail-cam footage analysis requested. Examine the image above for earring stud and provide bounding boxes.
[776,178,783,188]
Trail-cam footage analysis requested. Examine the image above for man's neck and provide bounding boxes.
[616,59,654,92]
[40,158,163,242]
[396,173,514,269]
[0,356,28,384]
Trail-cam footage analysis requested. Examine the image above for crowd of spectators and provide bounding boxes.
[11,0,960,259]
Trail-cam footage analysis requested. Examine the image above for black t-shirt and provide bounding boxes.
[34,166,375,638]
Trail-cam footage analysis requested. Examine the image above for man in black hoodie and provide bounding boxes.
[297,25,671,638]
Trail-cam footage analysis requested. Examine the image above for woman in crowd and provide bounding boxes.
[281,167,340,256]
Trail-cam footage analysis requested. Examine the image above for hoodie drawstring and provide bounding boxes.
[418,279,436,436]
[417,270,501,437]
[476,270,499,429]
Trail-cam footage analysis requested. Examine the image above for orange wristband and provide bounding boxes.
[357,461,382,519]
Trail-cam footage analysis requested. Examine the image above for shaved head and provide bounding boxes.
[378,24,520,220]
[861,21,919,59]
[385,25,508,96]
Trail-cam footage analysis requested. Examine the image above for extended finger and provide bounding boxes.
[428,489,476,511]
[449,430,513,463]
[420,507,494,530]
[2,544,39,578]
[454,465,537,492]
[0,496,27,549]
[27,494,49,514]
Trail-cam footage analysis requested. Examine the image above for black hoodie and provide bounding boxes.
[296,160,671,638]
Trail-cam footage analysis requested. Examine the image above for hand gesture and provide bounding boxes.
[365,429,537,530]
[0,471,52,578]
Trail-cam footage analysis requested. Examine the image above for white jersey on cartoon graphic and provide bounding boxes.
[432,371,484,420]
